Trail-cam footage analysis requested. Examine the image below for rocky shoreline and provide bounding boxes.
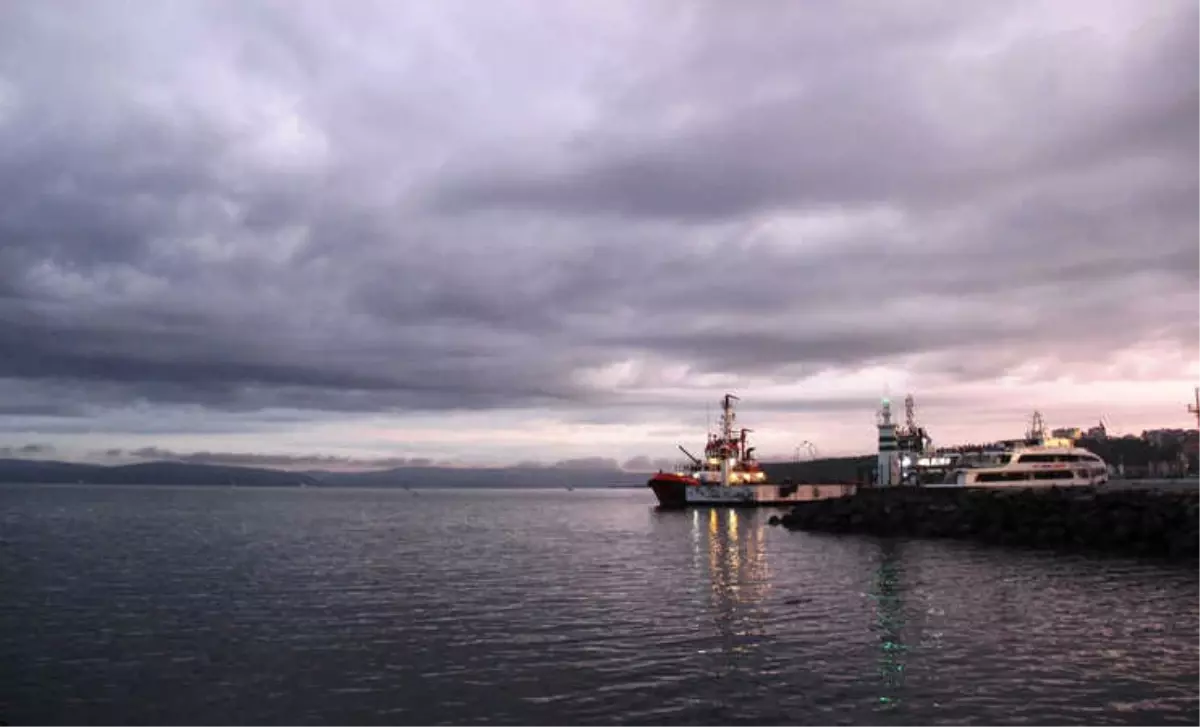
[772,486,1199,560]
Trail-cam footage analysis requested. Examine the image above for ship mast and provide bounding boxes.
[722,394,738,440]
[1189,387,1199,430]
[720,393,739,486]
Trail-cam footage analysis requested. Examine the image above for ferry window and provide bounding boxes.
[1015,454,1054,463]
[978,471,1029,482]
[1033,470,1068,480]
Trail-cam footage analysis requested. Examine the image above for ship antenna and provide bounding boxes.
[722,393,739,440]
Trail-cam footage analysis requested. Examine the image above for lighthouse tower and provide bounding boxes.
[877,398,900,486]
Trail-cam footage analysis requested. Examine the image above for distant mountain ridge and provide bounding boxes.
[308,465,648,489]
[0,455,887,489]
[0,458,319,487]
[0,458,650,488]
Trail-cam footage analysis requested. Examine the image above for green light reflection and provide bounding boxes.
[869,542,908,710]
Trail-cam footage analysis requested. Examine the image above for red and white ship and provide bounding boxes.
[647,394,856,508]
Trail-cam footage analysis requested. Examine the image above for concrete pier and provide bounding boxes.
[776,484,1199,560]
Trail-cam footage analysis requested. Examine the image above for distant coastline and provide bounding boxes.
[0,455,885,489]
[0,458,650,489]
[1,433,1193,489]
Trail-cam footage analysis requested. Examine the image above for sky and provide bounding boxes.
[0,0,1197,471]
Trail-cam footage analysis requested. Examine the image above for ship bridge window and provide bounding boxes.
[1015,453,1054,463]
[1015,453,1084,463]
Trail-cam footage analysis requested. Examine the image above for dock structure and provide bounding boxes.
[774,484,1199,561]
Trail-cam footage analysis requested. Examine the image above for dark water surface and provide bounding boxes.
[1,484,1196,725]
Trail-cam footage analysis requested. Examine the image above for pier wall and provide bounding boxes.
[761,456,874,484]
[776,485,1199,560]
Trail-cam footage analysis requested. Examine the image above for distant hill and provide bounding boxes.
[306,465,647,489]
[0,458,101,484]
[1077,435,1198,475]
[0,455,889,489]
[0,459,318,487]
[0,458,648,489]
[1078,436,1193,466]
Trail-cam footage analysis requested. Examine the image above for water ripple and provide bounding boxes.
[0,484,1195,725]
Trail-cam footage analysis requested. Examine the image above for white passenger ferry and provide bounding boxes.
[938,443,1109,487]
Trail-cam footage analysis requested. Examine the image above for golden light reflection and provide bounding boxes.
[691,507,772,670]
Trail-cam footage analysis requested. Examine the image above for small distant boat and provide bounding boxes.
[647,394,855,508]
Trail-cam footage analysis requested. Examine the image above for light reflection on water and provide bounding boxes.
[695,508,771,662]
[0,485,1196,726]
[870,542,907,710]
[691,510,916,717]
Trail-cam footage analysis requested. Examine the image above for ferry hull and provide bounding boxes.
[927,477,1106,489]
[648,476,857,508]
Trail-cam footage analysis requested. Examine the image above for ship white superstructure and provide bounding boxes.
[937,444,1109,487]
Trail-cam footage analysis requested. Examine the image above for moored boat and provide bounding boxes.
[933,443,1110,487]
[874,398,1114,488]
[647,394,857,508]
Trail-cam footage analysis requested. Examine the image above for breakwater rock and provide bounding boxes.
[778,486,1199,560]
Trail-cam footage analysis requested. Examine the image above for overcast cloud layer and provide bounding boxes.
[0,0,1196,466]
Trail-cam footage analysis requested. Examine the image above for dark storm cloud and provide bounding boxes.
[423,1,1198,378]
[432,2,1198,220]
[0,402,82,417]
[0,0,1194,441]
[0,443,55,458]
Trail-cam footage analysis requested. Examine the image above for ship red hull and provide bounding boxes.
[647,472,696,508]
